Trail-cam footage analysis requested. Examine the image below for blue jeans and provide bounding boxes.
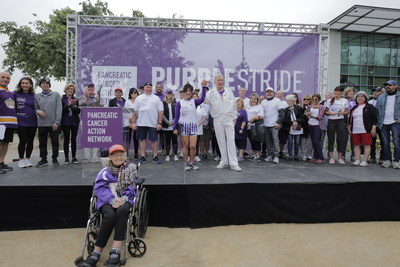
[287,134,301,158]
[380,122,400,161]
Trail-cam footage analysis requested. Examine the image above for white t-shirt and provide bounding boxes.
[123,99,135,128]
[246,104,264,129]
[261,98,284,127]
[200,103,210,126]
[196,105,207,135]
[308,107,320,126]
[383,95,396,125]
[132,94,163,127]
[324,98,348,120]
[352,104,366,134]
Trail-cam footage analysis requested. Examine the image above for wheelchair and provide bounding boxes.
[75,174,149,266]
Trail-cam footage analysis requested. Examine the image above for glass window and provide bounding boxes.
[340,65,348,74]
[348,76,360,86]
[375,66,390,76]
[360,76,368,85]
[375,37,391,66]
[375,77,389,86]
[348,65,360,75]
[348,36,361,64]
[341,36,349,64]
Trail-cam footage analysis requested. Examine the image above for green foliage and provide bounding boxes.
[0,0,145,81]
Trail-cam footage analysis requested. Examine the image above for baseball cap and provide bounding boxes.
[109,144,125,155]
[86,82,94,87]
[144,82,153,87]
[386,80,397,85]
[372,86,384,92]
[166,89,173,94]
[265,87,274,92]
[114,87,123,92]
[38,77,51,87]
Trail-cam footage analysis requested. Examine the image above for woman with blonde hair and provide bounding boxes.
[246,93,264,161]
[300,94,313,161]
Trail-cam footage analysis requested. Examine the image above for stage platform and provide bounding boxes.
[1,156,400,231]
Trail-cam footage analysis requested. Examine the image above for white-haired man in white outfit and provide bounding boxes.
[203,75,241,172]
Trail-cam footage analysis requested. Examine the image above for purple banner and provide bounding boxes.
[80,107,123,148]
[77,26,319,101]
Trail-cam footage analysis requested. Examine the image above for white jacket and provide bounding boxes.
[204,88,236,121]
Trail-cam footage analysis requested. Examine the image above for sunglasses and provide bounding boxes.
[303,98,310,101]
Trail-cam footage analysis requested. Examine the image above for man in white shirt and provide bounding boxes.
[236,87,250,109]
[375,80,400,169]
[261,87,285,164]
[132,82,164,164]
[275,90,289,159]
[204,75,241,171]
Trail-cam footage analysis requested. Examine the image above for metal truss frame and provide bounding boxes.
[318,24,330,96]
[66,15,328,92]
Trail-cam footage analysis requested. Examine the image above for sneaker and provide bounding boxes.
[35,159,48,168]
[173,155,179,161]
[264,156,273,162]
[0,163,13,171]
[18,159,27,168]
[178,153,183,158]
[25,159,33,167]
[273,157,279,164]
[165,156,170,162]
[314,159,323,164]
[214,155,221,161]
[237,156,244,161]
[190,163,199,170]
[52,159,59,166]
[72,158,78,164]
[107,249,121,266]
[184,163,192,171]
[83,251,101,267]
[353,160,360,166]
[338,159,345,165]
[0,168,5,174]
[252,156,261,162]
[359,161,368,167]
[137,157,146,164]
[152,156,161,164]
[393,161,400,169]
[65,158,70,165]
[216,163,228,169]
[368,158,377,164]
[329,159,335,165]
[194,156,201,162]
[230,165,242,172]
[381,160,392,168]
[279,152,287,159]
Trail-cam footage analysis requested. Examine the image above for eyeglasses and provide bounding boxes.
[312,98,319,101]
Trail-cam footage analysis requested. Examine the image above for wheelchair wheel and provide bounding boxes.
[137,188,149,238]
[128,238,146,257]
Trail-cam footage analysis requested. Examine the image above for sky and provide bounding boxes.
[1,0,400,93]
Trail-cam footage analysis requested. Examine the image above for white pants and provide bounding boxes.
[214,119,239,167]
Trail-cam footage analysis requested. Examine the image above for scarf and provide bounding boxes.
[107,160,138,193]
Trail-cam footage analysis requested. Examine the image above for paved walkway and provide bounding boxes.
[2,222,400,266]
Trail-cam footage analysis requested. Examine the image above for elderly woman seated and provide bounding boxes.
[82,144,137,267]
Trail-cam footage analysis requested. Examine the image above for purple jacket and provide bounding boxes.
[94,167,136,210]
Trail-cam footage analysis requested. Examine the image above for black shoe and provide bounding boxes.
[0,167,5,174]
[137,156,146,164]
[52,159,59,166]
[106,249,120,266]
[82,251,100,267]
[65,158,70,165]
[279,152,287,159]
[0,163,13,171]
[36,159,48,168]
[152,156,161,164]
[72,158,78,164]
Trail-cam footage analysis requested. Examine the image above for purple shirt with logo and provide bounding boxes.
[14,92,37,127]
[235,109,248,140]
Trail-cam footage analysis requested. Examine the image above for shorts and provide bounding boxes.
[352,133,372,146]
[1,127,15,142]
[199,126,212,141]
[138,126,158,142]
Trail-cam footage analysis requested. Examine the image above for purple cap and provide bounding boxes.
[87,82,94,87]
[166,89,173,94]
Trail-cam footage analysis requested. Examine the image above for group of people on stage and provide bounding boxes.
[1,70,399,173]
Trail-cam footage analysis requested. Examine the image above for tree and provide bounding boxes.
[0,1,143,81]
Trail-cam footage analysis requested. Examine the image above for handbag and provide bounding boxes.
[250,119,265,142]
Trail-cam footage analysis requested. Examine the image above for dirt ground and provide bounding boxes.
[1,222,400,267]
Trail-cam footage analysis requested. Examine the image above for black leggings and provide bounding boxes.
[62,125,78,159]
[95,202,131,248]
[327,119,347,153]
[163,130,178,155]
[17,126,37,159]
[38,126,59,160]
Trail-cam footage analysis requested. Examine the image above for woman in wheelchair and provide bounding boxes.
[82,144,138,267]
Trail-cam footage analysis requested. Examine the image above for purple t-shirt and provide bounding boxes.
[154,93,165,102]
[62,97,74,126]
[14,92,37,127]
[235,109,248,140]
[116,99,125,107]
